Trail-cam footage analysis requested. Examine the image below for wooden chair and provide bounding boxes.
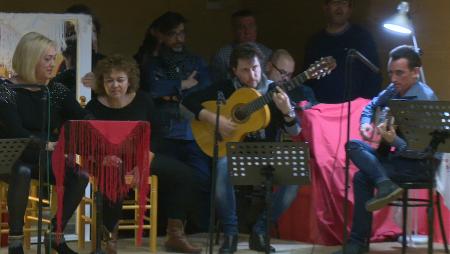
[77,175,158,252]
[0,180,55,249]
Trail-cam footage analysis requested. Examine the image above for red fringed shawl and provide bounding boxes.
[52,120,150,244]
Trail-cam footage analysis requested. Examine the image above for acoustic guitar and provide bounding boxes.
[191,56,336,157]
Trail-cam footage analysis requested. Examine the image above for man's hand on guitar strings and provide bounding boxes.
[218,115,237,138]
[272,86,292,115]
[360,123,374,141]
[377,121,397,144]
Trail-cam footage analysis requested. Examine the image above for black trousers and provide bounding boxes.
[102,153,197,231]
[7,158,89,235]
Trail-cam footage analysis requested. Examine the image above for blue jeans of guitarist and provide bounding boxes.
[346,140,433,247]
[216,157,300,235]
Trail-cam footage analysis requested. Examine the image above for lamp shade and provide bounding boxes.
[383,1,413,34]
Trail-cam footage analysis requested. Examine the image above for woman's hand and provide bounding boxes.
[125,166,140,187]
[46,141,58,151]
[102,155,122,167]
[81,72,96,89]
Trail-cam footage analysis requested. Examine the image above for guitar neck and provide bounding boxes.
[243,72,310,115]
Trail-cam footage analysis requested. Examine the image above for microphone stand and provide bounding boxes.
[37,86,50,254]
[208,91,226,254]
[342,51,354,253]
[342,49,380,252]
[7,84,50,254]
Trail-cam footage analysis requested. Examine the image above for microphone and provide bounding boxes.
[217,90,226,105]
[347,49,380,73]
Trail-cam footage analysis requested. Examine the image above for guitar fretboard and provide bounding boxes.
[239,72,309,117]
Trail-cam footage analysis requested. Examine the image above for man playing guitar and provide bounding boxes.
[183,43,334,253]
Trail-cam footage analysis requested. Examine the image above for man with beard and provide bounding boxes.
[140,11,212,241]
[304,0,381,103]
[183,43,301,254]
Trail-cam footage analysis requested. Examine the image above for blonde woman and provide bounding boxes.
[0,32,90,254]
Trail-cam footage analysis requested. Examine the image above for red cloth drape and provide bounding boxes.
[52,120,150,244]
[278,98,450,244]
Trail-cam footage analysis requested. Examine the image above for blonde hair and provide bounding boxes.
[12,32,57,83]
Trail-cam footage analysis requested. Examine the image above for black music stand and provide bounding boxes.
[227,142,310,254]
[0,139,30,176]
[388,100,450,153]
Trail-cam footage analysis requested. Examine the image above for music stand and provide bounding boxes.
[227,142,310,254]
[0,138,30,176]
[388,100,450,153]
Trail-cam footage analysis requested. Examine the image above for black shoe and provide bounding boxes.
[331,243,368,254]
[366,180,403,212]
[44,231,78,254]
[219,234,238,254]
[249,231,276,252]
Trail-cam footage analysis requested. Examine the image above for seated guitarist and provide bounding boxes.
[183,43,301,253]
[333,45,438,254]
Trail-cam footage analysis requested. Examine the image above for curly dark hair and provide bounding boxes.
[94,54,140,95]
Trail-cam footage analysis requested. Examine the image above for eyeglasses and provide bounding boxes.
[165,29,186,39]
[271,62,293,80]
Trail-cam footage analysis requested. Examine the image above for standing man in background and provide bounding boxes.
[140,11,212,240]
[304,0,381,103]
[210,9,272,83]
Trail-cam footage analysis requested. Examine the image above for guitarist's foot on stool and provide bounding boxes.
[249,231,276,252]
[219,234,238,254]
[366,180,403,212]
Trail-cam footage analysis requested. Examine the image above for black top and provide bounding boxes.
[85,91,161,145]
[182,79,299,142]
[303,24,382,103]
[0,78,89,163]
[0,78,88,139]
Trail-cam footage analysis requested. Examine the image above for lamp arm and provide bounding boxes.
[411,33,427,84]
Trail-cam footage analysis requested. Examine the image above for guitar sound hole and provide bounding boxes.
[234,108,247,121]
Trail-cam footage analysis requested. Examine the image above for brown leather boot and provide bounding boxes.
[102,224,118,254]
[164,219,202,253]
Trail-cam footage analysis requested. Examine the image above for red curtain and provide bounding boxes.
[278,98,450,245]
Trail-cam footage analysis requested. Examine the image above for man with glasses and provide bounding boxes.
[267,49,318,109]
[140,11,212,251]
[210,9,272,83]
[183,43,301,254]
[304,0,381,103]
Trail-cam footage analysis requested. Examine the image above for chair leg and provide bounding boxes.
[436,193,449,254]
[428,188,434,254]
[150,175,158,253]
[402,190,408,254]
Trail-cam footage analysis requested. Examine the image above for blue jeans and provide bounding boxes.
[216,157,300,235]
[347,140,432,246]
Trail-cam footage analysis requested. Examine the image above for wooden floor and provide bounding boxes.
[8,233,450,253]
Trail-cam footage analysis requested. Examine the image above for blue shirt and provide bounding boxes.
[141,51,211,140]
[360,81,438,158]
